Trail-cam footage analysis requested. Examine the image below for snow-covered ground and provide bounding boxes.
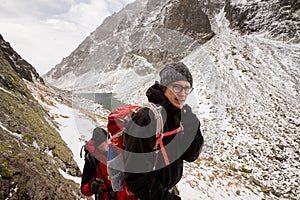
[27,5,299,200]
[25,7,299,200]
[26,80,266,200]
[44,94,262,200]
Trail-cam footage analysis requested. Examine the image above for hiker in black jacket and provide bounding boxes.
[124,62,204,200]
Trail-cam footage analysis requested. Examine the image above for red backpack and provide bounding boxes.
[106,103,183,197]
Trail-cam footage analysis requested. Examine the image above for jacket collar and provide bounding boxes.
[146,82,181,118]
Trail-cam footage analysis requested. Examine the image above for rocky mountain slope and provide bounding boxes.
[183,8,299,199]
[0,35,85,199]
[0,35,44,84]
[43,0,215,91]
[42,0,299,199]
[224,0,300,43]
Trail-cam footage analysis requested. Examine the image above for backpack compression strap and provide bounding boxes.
[154,124,183,167]
[145,103,184,168]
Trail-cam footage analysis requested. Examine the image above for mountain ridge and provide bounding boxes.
[1,0,298,199]
[0,34,44,84]
[43,0,214,90]
[43,0,299,199]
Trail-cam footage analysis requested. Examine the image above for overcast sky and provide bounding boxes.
[0,0,135,75]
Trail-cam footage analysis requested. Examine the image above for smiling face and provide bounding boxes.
[164,80,191,109]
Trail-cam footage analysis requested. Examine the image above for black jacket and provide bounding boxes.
[124,83,204,200]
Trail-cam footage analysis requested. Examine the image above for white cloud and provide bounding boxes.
[0,0,73,18]
[0,0,135,75]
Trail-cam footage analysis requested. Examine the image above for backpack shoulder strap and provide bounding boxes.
[142,102,164,134]
[80,143,87,158]
[142,103,183,169]
[142,102,183,137]
[86,152,99,169]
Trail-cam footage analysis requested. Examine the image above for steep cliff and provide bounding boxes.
[0,35,84,199]
[0,35,44,84]
[224,0,299,43]
[44,0,214,90]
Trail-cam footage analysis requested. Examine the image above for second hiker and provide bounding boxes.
[81,127,128,200]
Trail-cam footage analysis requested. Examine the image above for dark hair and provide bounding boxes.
[92,127,107,146]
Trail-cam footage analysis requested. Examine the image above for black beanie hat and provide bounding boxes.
[92,127,107,147]
[159,62,193,87]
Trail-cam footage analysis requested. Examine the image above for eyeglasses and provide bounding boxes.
[169,84,193,94]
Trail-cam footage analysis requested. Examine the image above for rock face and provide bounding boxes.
[0,35,44,84]
[152,0,214,42]
[0,36,84,199]
[224,0,300,43]
[43,0,214,90]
